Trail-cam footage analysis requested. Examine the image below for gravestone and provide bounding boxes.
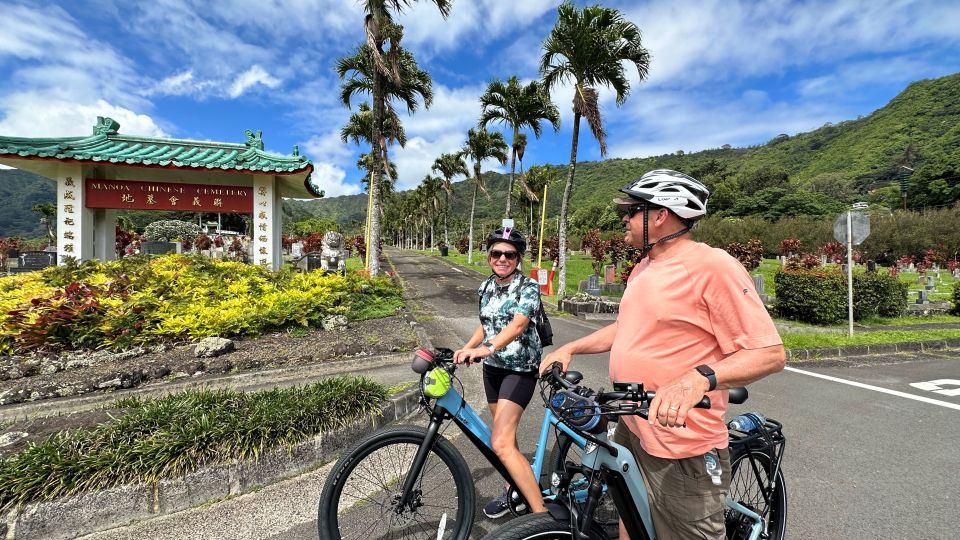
[925,276,936,290]
[603,265,617,284]
[820,255,828,266]
[752,275,765,295]
[291,242,303,259]
[917,290,929,304]
[140,242,177,255]
[866,260,876,273]
[578,274,601,296]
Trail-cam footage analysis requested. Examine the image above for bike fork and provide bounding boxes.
[395,410,445,512]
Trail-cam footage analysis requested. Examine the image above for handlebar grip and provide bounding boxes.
[695,395,711,409]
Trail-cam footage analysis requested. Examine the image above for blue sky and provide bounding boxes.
[1,0,959,197]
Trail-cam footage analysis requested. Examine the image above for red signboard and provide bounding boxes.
[84,179,253,212]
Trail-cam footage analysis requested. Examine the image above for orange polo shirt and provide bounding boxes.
[610,241,782,459]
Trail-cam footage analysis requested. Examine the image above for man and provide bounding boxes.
[540,169,785,539]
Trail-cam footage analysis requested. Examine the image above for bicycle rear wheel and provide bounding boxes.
[318,425,475,540]
[482,512,609,540]
[548,433,619,537]
[726,450,787,540]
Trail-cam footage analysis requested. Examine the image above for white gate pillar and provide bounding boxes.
[56,164,93,264]
[252,174,281,270]
[94,209,118,261]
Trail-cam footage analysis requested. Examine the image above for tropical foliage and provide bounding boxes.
[0,255,403,354]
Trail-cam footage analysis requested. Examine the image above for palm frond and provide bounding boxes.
[574,85,606,155]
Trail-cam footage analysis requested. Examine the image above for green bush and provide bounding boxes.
[952,282,960,316]
[776,269,909,324]
[853,271,908,319]
[775,269,846,324]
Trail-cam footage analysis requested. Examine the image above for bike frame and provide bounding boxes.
[396,378,589,511]
[573,429,765,540]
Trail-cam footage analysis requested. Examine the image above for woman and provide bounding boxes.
[454,227,546,519]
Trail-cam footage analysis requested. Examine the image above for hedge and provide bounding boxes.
[775,269,907,324]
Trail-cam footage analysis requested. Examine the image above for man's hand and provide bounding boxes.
[539,348,573,375]
[648,370,711,428]
[453,346,490,365]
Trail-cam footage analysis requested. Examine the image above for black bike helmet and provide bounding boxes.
[486,227,527,255]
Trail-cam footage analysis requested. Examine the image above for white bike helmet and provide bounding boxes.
[614,169,710,220]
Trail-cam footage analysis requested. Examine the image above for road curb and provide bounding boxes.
[786,337,960,361]
[0,387,423,540]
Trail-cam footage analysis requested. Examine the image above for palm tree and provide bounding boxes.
[478,76,560,218]
[540,1,650,297]
[521,165,560,258]
[417,175,444,249]
[459,128,508,264]
[356,152,399,200]
[342,0,450,274]
[431,152,469,244]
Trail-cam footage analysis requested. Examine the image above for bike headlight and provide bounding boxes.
[550,472,561,490]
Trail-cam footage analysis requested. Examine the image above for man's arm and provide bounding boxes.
[649,344,786,427]
[538,321,619,374]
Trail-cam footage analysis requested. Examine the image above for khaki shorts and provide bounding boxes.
[612,423,730,540]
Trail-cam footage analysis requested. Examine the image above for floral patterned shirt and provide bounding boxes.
[478,273,543,372]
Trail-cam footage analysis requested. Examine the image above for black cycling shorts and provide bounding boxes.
[482,364,538,408]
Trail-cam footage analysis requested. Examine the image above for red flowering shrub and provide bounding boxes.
[455,236,469,255]
[820,241,844,264]
[724,239,763,271]
[779,238,802,255]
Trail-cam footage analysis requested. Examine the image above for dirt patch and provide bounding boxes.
[0,315,419,456]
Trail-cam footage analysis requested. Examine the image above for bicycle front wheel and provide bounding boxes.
[318,425,476,540]
[548,433,619,537]
[726,450,787,540]
[482,512,609,540]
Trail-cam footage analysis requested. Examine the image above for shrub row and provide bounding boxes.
[0,377,387,510]
[0,254,404,354]
[775,269,908,324]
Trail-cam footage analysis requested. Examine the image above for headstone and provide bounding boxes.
[908,263,915,272]
[579,275,601,296]
[752,275,765,295]
[603,265,617,284]
[19,251,56,269]
[140,242,177,255]
[925,276,936,290]
[291,242,303,259]
[841,264,848,273]
[866,260,876,273]
[917,290,929,304]
[820,255,828,266]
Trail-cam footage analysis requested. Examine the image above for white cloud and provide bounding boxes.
[0,93,167,138]
[227,65,282,98]
[310,162,361,198]
[301,130,353,163]
[390,133,467,191]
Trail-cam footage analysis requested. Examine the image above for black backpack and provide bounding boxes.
[480,274,554,347]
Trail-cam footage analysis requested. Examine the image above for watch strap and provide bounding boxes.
[696,364,717,392]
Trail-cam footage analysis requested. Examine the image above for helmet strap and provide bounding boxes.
[641,203,690,255]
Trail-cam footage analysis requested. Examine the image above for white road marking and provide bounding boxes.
[910,379,960,397]
[785,366,960,411]
[449,267,463,273]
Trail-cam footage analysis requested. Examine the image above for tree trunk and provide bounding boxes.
[505,127,518,219]
[557,112,581,299]
[468,180,478,265]
[368,67,384,275]
[444,191,450,244]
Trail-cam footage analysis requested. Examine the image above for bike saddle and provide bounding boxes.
[563,371,583,385]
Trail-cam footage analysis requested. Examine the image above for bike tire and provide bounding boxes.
[318,425,476,540]
[726,450,787,540]
[481,512,609,540]
[547,433,620,537]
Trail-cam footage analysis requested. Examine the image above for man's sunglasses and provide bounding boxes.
[617,204,646,219]
[488,250,519,260]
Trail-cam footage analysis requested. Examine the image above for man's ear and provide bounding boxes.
[654,208,670,226]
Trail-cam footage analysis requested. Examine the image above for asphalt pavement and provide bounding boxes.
[81,248,960,540]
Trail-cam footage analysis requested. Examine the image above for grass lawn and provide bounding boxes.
[781,328,960,350]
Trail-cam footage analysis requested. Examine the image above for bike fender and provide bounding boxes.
[545,502,570,521]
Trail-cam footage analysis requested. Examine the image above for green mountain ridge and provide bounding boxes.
[3,72,958,237]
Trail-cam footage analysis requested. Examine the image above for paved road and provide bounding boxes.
[84,248,960,540]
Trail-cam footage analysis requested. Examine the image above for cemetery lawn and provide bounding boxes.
[781,327,960,350]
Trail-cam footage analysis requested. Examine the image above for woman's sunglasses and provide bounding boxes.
[488,250,519,260]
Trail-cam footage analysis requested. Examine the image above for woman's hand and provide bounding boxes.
[453,346,491,365]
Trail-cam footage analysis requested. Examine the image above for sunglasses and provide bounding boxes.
[617,204,646,219]
[488,250,519,261]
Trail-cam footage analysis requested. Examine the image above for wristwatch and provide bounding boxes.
[695,364,717,392]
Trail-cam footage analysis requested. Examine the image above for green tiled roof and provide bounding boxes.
[0,117,314,177]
